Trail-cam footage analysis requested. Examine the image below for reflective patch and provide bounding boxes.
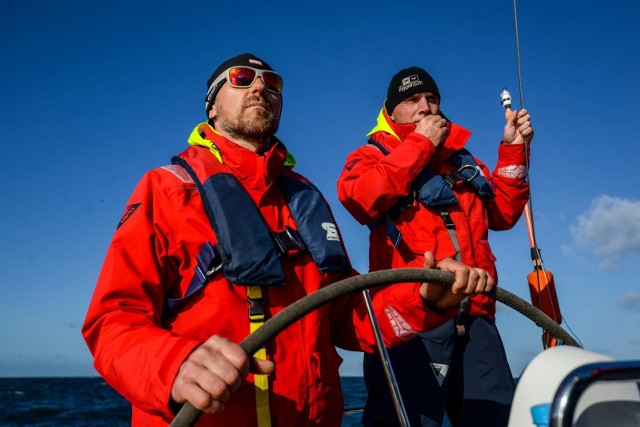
[430,363,449,386]
[497,164,527,179]
[160,165,193,183]
[384,306,417,340]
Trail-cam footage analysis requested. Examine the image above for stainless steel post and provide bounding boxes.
[362,288,411,427]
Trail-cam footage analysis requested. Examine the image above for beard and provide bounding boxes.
[215,95,280,142]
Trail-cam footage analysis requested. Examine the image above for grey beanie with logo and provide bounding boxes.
[385,66,440,115]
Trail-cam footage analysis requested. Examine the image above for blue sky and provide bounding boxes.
[1,0,639,379]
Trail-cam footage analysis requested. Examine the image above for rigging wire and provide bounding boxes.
[511,0,582,347]
[512,0,536,244]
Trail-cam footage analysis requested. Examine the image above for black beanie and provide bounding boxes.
[204,53,276,113]
[385,66,440,115]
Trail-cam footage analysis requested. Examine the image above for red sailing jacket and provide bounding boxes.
[337,108,530,319]
[82,123,456,427]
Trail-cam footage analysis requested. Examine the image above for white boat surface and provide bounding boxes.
[508,346,640,426]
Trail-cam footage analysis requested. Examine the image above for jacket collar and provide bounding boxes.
[187,122,297,185]
[366,106,473,154]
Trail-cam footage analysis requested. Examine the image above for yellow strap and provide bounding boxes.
[248,285,271,427]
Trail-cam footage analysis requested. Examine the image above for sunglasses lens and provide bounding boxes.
[262,71,283,94]
[228,67,257,87]
[227,67,283,94]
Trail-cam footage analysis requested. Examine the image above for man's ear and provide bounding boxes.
[208,105,217,121]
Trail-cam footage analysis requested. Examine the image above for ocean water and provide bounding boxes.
[0,377,451,426]
[0,377,130,426]
[0,377,374,426]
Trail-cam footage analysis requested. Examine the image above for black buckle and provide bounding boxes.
[444,165,480,188]
[194,242,223,282]
[440,211,455,230]
[443,170,466,188]
[273,226,306,257]
[388,194,414,217]
[455,298,470,336]
[248,296,264,318]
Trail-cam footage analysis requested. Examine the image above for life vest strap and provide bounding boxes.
[443,170,466,188]
[247,285,271,427]
[248,293,265,321]
[455,298,470,336]
[166,242,223,313]
[443,164,482,189]
[438,210,470,336]
[272,226,306,258]
[165,227,307,315]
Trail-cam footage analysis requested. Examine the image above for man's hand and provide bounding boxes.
[419,251,495,309]
[414,114,449,148]
[503,108,534,145]
[171,335,275,414]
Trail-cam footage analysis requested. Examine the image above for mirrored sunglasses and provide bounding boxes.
[209,66,283,95]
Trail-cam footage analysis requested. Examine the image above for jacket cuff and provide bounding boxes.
[159,338,206,421]
[498,141,530,163]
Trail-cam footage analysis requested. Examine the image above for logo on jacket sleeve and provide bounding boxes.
[497,164,527,179]
[118,203,141,229]
[345,159,360,171]
[321,222,339,241]
[384,306,417,341]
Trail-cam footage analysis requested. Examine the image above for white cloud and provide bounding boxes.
[619,292,640,312]
[569,195,640,270]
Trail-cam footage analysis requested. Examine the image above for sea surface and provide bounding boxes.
[0,377,453,426]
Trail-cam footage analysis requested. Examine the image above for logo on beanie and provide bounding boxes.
[398,74,423,93]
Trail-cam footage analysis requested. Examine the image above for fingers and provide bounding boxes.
[436,258,494,295]
[414,115,449,148]
[419,251,445,301]
[505,108,514,121]
[250,358,276,376]
[452,266,494,295]
[437,257,469,294]
[503,108,533,145]
[516,109,534,143]
[171,335,254,414]
[423,251,436,269]
[419,253,495,309]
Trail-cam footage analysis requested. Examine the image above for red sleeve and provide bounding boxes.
[82,170,202,421]
[328,271,457,353]
[337,133,436,225]
[485,142,530,230]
